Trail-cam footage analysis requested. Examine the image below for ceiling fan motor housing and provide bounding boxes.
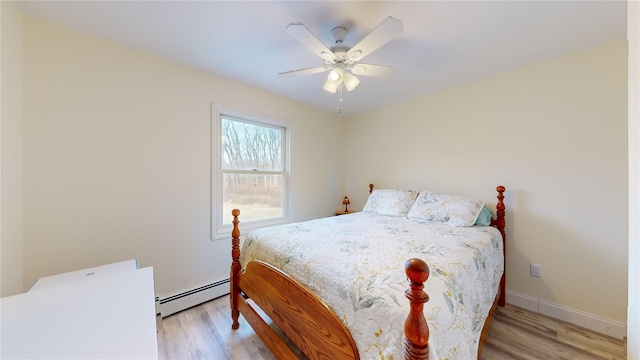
[330,47,350,63]
[329,27,350,64]
[330,26,348,44]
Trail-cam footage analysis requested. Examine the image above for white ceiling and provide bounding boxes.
[17,1,627,116]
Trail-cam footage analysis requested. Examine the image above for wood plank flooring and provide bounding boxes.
[481,305,626,360]
[157,295,626,360]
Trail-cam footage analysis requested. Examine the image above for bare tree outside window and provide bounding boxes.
[220,116,286,225]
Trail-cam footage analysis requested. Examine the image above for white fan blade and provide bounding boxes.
[347,17,403,62]
[349,64,399,78]
[278,66,329,78]
[287,23,336,62]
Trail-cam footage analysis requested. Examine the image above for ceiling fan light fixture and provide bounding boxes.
[343,71,360,91]
[323,78,339,93]
[328,67,343,82]
[324,67,346,93]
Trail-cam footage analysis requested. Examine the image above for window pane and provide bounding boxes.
[221,117,283,171]
[222,173,283,225]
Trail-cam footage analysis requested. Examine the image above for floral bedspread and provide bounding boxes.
[240,212,504,360]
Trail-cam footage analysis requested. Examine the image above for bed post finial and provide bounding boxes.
[369,184,374,194]
[495,186,505,231]
[230,209,241,330]
[491,186,506,241]
[404,258,430,360]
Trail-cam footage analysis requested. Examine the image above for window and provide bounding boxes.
[212,105,290,239]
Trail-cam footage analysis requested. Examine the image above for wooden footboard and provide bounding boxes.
[250,260,360,358]
[230,185,506,360]
[230,209,360,360]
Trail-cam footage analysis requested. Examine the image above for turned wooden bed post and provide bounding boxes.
[230,209,241,329]
[404,258,430,360]
[492,186,506,307]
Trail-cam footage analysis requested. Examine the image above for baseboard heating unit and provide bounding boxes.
[158,278,230,317]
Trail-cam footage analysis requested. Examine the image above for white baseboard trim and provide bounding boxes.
[506,290,626,339]
[158,278,230,317]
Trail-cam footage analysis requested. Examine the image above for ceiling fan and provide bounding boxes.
[279,16,404,94]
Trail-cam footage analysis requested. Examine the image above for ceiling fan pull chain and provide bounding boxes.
[337,84,344,115]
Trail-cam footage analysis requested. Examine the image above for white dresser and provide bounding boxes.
[1,261,158,359]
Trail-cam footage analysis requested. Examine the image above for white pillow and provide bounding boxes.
[406,191,485,227]
[363,189,418,217]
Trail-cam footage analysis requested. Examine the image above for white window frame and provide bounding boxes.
[211,104,292,240]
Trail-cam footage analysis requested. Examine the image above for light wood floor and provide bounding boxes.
[158,295,626,360]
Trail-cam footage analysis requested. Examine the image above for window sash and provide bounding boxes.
[221,172,284,226]
[212,105,291,240]
[220,115,285,171]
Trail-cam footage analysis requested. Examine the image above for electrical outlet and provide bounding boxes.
[530,263,542,278]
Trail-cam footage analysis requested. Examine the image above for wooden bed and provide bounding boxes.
[230,185,506,360]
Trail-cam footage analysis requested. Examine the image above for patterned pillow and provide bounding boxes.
[363,189,418,217]
[406,191,485,227]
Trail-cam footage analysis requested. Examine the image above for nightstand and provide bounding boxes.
[334,211,358,216]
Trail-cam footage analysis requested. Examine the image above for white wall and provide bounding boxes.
[627,0,639,357]
[21,16,344,300]
[0,0,24,297]
[345,41,628,324]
